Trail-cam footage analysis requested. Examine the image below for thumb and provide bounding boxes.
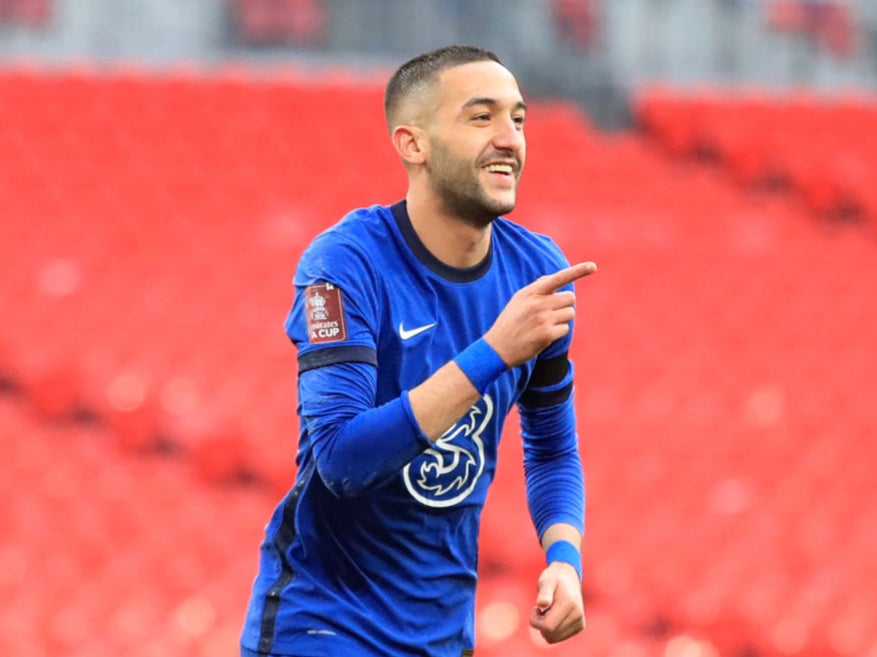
[535,578,556,612]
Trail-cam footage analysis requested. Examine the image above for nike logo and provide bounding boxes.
[399,321,436,340]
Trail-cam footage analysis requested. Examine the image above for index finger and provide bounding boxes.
[533,262,598,294]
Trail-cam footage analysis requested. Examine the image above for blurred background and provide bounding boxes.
[1,1,876,656]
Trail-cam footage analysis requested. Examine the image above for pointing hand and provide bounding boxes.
[484,262,597,367]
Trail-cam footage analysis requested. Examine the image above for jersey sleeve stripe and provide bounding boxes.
[518,381,573,408]
[528,353,570,387]
[298,345,378,373]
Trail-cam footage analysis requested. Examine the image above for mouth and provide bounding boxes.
[482,161,518,183]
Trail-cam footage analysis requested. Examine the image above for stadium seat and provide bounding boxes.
[3,68,875,657]
[636,87,877,223]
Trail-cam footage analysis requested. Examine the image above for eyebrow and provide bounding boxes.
[462,97,528,112]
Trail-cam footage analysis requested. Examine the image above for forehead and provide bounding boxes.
[435,60,523,111]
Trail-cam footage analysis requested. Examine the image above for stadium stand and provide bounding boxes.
[231,0,327,46]
[2,66,876,656]
[634,86,877,225]
[0,396,268,657]
[766,1,855,57]
[550,0,601,51]
[0,0,51,27]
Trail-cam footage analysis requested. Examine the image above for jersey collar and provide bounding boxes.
[391,200,493,283]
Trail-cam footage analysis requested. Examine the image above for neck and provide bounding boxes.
[405,191,493,269]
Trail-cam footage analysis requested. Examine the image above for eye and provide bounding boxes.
[513,115,526,128]
[472,113,491,123]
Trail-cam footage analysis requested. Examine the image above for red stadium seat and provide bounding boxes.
[3,68,876,657]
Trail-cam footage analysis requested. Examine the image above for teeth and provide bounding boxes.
[486,164,513,174]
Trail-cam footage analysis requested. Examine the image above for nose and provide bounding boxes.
[493,115,524,152]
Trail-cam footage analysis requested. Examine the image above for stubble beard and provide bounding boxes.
[427,142,517,229]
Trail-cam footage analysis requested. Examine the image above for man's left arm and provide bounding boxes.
[519,352,586,644]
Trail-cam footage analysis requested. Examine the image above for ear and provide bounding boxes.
[391,125,427,166]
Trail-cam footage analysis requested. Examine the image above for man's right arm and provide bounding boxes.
[408,262,597,437]
[300,262,597,497]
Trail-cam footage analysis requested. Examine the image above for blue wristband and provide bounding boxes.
[453,338,508,394]
[546,540,582,581]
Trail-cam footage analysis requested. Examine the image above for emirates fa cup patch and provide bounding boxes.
[305,282,347,343]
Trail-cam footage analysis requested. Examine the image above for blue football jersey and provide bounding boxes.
[241,201,580,657]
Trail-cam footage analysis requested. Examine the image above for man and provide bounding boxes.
[241,45,596,657]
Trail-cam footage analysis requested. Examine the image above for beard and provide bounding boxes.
[426,138,518,229]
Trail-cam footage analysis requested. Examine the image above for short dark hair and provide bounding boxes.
[384,45,503,129]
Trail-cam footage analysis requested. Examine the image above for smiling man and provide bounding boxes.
[241,45,596,657]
